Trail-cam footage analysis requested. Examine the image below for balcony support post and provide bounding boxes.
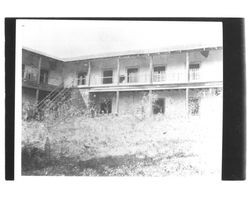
[185,52,189,82]
[36,57,42,104]
[186,88,189,117]
[117,57,120,85]
[37,57,42,84]
[115,91,120,115]
[149,89,153,116]
[88,61,91,86]
[149,54,153,84]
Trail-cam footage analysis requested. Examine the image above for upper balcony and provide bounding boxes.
[76,71,187,87]
[22,71,58,91]
[75,68,222,92]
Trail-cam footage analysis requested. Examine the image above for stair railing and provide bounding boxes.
[36,83,64,109]
[37,78,76,110]
[40,78,76,112]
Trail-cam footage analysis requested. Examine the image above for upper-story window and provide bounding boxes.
[23,66,37,82]
[127,68,138,83]
[40,69,49,84]
[103,70,113,84]
[78,72,87,85]
[153,66,166,82]
[26,72,36,81]
[189,63,200,81]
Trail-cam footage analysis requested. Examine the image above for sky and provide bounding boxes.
[18,20,223,60]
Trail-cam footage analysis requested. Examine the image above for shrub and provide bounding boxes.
[22,102,37,121]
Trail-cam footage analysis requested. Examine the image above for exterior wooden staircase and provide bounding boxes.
[36,79,86,127]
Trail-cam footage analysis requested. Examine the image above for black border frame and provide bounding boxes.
[5,17,246,180]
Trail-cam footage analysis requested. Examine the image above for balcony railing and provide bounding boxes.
[22,76,38,87]
[153,72,187,83]
[75,71,190,87]
[22,76,58,91]
[189,69,200,82]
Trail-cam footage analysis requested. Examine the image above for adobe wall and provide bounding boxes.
[118,91,150,115]
[118,90,186,117]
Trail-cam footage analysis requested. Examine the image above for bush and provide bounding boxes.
[22,102,37,121]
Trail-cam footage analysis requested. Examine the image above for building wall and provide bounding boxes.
[119,91,149,115]
[189,88,223,118]
[119,56,150,84]
[154,53,186,81]
[118,90,186,117]
[154,89,186,117]
[47,61,64,86]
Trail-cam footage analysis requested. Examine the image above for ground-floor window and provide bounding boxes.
[100,100,112,114]
[189,97,200,115]
[153,98,165,114]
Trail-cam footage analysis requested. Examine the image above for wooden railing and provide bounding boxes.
[79,71,188,86]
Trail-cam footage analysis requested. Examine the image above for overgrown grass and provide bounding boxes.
[22,113,222,176]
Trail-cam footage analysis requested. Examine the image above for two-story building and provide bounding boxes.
[22,46,223,118]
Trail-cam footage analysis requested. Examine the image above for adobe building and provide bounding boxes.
[22,46,223,118]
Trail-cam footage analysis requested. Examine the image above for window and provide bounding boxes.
[189,98,200,115]
[78,72,87,85]
[103,70,113,84]
[153,66,165,82]
[26,72,36,81]
[127,68,138,83]
[100,100,112,114]
[22,64,25,78]
[189,63,200,81]
[40,70,49,84]
[153,98,165,114]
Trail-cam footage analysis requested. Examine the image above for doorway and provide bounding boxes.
[153,98,165,114]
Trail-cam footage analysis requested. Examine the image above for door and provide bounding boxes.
[40,69,49,84]
[153,98,165,114]
[100,100,112,114]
